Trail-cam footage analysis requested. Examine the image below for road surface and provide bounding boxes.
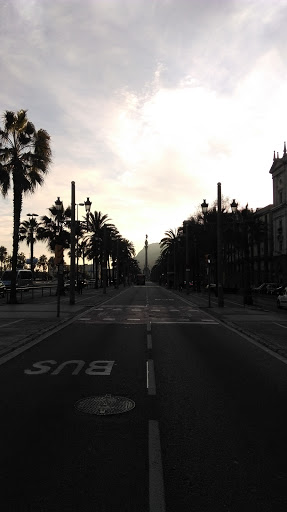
[1,283,287,511]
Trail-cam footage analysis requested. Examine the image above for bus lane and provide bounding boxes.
[0,318,149,512]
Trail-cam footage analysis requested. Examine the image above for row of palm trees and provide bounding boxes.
[19,205,140,287]
[0,109,140,303]
[152,202,267,294]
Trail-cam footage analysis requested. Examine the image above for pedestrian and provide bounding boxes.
[77,278,83,294]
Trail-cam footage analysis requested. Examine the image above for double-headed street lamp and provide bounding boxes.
[201,183,224,307]
[76,197,92,284]
[27,213,38,275]
[230,198,253,305]
[54,196,64,317]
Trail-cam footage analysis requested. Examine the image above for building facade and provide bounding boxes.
[269,143,287,284]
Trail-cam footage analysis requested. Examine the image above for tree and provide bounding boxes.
[19,216,40,273]
[17,252,26,268]
[0,245,7,273]
[160,228,181,288]
[37,205,71,252]
[37,254,48,272]
[85,211,115,288]
[0,110,52,302]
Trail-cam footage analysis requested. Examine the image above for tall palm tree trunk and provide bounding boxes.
[10,184,22,303]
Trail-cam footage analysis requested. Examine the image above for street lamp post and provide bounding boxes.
[183,220,191,294]
[217,182,224,307]
[55,196,63,317]
[201,184,224,308]
[230,199,253,305]
[76,202,84,285]
[27,213,38,276]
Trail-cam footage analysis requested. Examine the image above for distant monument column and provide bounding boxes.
[143,234,150,279]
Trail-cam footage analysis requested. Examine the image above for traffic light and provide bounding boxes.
[55,244,64,265]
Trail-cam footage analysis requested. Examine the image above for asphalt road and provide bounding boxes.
[1,283,287,511]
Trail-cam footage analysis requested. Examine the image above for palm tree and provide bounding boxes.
[85,211,115,288]
[0,245,7,273]
[160,228,180,288]
[37,205,71,252]
[37,254,48,272]
[19,217,40,274]
[0,110,52,302]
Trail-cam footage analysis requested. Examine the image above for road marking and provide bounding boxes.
[147,333,152,349]
[103,318,116,321]
[147,359,156,395]
[1,319,24,328]
[149,420,166,512]
[127,318,141,321]
[274,322,287,329]
[24,360,115,375]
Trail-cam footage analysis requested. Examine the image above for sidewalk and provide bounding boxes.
[0,285,125,358]
[170,289,287,359]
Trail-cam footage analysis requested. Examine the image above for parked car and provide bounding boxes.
[0,280,6,297]
[252,283,276,294]
[275,284,286,296]
[277,287,287,309]
[266,283,278,295]
[64,279,87,291]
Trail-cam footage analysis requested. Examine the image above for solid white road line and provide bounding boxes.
[1,319,24,328]
[149,420,166,512]
[274,322,287,329]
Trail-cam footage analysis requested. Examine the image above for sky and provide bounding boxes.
[1,0,287,260]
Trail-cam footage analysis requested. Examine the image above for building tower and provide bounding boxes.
[143,234,150,279]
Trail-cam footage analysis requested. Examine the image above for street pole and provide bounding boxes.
[70,181,76,305]
[217,182,224,307]
[103,225,107,294]
[184,221,190,294]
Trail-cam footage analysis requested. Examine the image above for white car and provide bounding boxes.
[277,287,287,309]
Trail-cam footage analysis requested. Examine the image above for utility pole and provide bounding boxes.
[70,181,76,305]
[217,182,224,307]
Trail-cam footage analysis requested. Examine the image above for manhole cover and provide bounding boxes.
[75,395,136,415]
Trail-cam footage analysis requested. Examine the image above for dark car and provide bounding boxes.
[0,280,6,297]
[252,283,268,294]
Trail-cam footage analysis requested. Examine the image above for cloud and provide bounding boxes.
[1,0,287,258]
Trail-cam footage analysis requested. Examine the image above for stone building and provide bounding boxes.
[269,142,287,284]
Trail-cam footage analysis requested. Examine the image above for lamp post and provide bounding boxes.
[83,197,92,281]
[111,236,120,289]
[76,202,84,285]
[27,213,38,276]
[183,220,191,294]
[230,199,253,305]
[201,184,224,308]
[55,196,63,317]
[84,197,92,230]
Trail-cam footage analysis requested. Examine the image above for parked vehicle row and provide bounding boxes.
[0,280,6,297]
[252,282,286,296]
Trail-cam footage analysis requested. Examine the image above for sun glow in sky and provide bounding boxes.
[1,0,286,259]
